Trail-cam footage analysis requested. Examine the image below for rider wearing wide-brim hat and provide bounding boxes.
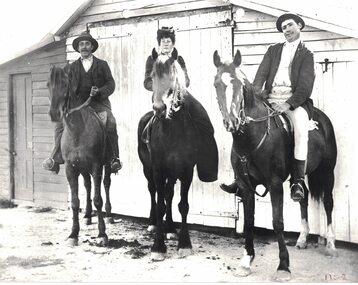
[221,12,314,203]
[143,26,219,182]
[42,31,122,174]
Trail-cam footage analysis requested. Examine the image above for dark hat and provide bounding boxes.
[72,31,99,53]
[157,26,176,44]
[276,13,305,32]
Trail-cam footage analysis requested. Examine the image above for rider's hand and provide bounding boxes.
[272,102,291,113]
[90,86,99,97]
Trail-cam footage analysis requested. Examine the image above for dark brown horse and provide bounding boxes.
[213,50,337,280]
[137,49,199,260]
[47,65,113,246]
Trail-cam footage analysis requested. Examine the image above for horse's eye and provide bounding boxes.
[168,88,173,96]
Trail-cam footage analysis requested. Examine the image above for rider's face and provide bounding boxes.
[159,37,174,55]
[78,40,93,58]
[281,19,302,42]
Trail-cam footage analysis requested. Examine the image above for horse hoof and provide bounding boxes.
[147,225,157,233]
[166,233,177,240]
[106,217,114,224]
[324,248,338,257]
[150,252,166,261]
[178,248,193,258]
[275,270,291,282]
[67,238,78,247]
[295,241,307,249]
[97,236,109,247]
[84,218,92,225]
[236,266,251,277]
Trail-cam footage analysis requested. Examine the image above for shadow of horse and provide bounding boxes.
[137,49,200,261]
[213,50,337,281]
[47,65,114,246]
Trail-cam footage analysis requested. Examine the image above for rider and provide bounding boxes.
[221,13,314,202]
[42,31,122,174]
[143,26,218,182]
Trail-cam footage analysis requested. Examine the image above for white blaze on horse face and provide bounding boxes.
[221,72,234,114]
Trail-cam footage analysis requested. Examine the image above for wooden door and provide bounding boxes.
[88,9,238,228]
[12,74,34,201]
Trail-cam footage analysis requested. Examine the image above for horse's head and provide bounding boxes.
[213,50,249,132]
[151,48,187,119]
[47,64,70,122]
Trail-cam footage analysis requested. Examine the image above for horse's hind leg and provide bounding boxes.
[83,173,92,225]
[66,165,80,246]
[93,165,108,246]
[164,179,177,239]
[177,173,193,258]
[322,169,337,256]
[103,164,114,224]
[296,186,310,249]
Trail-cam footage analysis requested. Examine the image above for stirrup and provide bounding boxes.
[290,181,304,202]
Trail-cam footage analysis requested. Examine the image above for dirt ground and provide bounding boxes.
[0,204,357,283]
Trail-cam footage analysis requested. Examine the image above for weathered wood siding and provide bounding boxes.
[233,7,358,243]
[67,3,239,228]
[0,41,68,209]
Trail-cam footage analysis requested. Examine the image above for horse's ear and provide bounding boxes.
[213,50,222,67]
[233,50,242,67]
[152,48,158,60]
[171,47,178,60]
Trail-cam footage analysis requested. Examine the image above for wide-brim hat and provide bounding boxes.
[276,13,305,32]
[72,31,99,53]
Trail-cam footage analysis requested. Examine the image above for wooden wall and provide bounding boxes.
[233,6,358,243]
[0,41,69,209]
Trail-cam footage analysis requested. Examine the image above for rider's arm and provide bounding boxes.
[177,56,190,88]
[97,61,115,100]
[144,56,154,91]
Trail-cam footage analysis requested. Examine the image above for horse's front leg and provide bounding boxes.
[66,164,80,246]
[82,173,92,225]
[92,164,108,246]
[164,179,177,239]
[103,163,114,224]
[150,171,167,261]
[296,187,310,249]
[270,181,291,281]
[237,187,255,277]
[177,171,194,258]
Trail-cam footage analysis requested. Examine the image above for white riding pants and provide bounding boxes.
[286,106,309,160]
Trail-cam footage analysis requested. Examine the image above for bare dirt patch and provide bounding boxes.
[0,206,357,282]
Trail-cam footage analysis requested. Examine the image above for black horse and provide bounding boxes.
[137,49,201,261]
[47,65,113,246]
[213,50,337,280]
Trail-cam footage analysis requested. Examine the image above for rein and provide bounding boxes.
[65,96,92,116]
[234,102,280,198]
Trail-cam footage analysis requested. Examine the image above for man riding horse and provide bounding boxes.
[143,27,218,182]
[221,13,314,202]
[42,31,122,174]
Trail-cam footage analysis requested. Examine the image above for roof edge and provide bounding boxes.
[231,0,358,39]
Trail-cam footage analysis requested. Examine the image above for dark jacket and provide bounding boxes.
[68,56,115,111]
[253,42,315,117]
[143,51,190,91]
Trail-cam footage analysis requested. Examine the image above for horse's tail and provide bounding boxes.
[308,108,337,201]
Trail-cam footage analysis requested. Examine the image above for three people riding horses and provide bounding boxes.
[44,13,314,202]
[42,31,122,174]
[221,12,314,202]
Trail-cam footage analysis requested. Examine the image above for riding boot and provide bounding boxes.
[220,180,243,198]
[106,131,122,173]
[290,159,306,202]
[42,121,64,174]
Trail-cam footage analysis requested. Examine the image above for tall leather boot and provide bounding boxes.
[107,131,122,173]
[219,180,243,198]
[42,122,64,174]
[290,159,306,202]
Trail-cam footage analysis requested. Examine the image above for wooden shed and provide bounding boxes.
[1,0,357,244]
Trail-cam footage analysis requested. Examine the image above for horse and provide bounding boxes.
[137,48,199,261]
[47,65,114,246]
[213,50,337,280]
